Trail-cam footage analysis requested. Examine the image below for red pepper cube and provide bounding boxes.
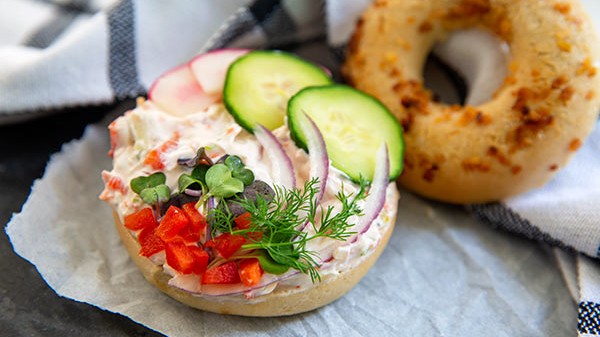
[234,212,252,230]
[214,233,246,259]
[180,202,207,243]
[124,208,158,231]
[156,206,190,242]
[204,239,216,249]
[138,227,165,257]
[201,261,241,284]
[165,239,197,274]
[239,258,264,287]
[188,245,209,275]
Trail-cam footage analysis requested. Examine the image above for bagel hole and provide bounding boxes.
[423,54,467,105]
[424,29,510,107]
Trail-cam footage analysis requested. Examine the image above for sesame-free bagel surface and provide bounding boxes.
[343,0,600,203]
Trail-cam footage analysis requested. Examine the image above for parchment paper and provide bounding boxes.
[6,116,576,336]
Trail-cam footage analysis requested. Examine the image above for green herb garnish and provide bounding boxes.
[210,178,367,282]
[178,164,210,192]
[133,152,257,210]
[130,172,171,205]
[205,163,245,198]
[225,155,255,186]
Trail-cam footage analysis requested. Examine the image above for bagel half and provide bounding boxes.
[343,0,600,203]
[101,49,402,317]
[114,209,395,316]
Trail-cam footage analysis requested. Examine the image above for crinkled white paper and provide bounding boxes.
[6,116,575,336]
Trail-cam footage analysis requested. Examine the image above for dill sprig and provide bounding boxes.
[210,178,367,282]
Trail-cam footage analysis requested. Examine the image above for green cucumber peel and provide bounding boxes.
[287,84,405,182]
[223,50,333,132]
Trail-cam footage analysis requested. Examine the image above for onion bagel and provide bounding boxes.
[343,0,600,203]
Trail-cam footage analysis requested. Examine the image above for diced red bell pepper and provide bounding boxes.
[233,212,263,242]
[179,202,207,242]
[165,239,194,273]
[124,208,158,231]
[204,239,216,249]
[188,245,209,275]
[239,258,263,287]
[165,240,209,274]
[164,239,198,274]
[138,226,165,257]
[234,212,252,229]
[201,261,241,284]
[156,206,190,242]
[214,233,246,259]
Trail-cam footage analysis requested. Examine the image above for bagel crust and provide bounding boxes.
[114,210,395,317]
[343,0,600,203]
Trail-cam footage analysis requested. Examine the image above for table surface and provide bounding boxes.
[0,102,164,336]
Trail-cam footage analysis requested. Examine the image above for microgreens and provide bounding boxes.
[130,172,171,205]
[210,178,367,282]
[225,155,255,186]
[133,152,257,211]
[178,164,210,192]
[130,149,367,283]
[205,164,245,199]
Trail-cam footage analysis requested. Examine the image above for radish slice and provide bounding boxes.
[350,143,389,242]
[189,49,249,96]
[148,64,218,116]
[296,111,328,202]
[253,125,296,189]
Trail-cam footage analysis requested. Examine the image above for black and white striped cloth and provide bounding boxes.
[2,0,600,335]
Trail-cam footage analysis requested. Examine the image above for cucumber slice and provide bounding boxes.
[288,85,404,182]
[223,50,332,132]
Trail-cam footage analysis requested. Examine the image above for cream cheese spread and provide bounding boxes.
[100,99,399,300]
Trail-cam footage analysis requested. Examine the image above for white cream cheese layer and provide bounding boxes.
[101,100,399,299]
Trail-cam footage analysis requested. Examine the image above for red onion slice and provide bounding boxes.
[184,189,202,197]
[350,143,390,242]
[297,111,329,202]
[253,125,296,189]
[199,270,300,297]
[302,143,391,265]
[168,269,301,297]
[320,65,332,77]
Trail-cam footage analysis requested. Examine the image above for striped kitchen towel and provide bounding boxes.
[0,0,323,122]
[469,123,600,337]
[2,0,600,335]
